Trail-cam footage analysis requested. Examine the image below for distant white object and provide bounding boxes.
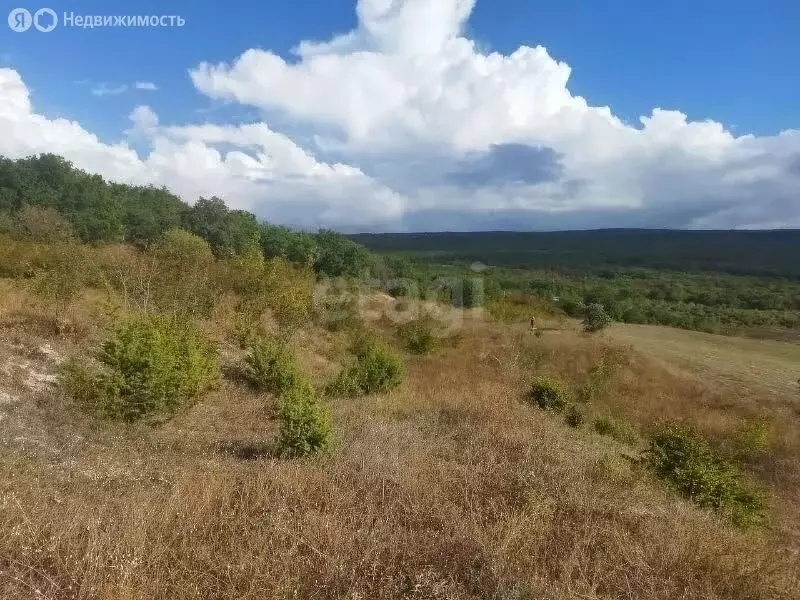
[470,262,488,273]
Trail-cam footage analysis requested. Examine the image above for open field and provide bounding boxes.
[609,323,800,400]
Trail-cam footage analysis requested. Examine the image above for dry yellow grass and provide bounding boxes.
[1,285,799,599]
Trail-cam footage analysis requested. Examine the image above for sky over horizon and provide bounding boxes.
[2,0,800,232]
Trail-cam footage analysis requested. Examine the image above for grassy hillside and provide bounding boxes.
[1,266,800,598]
[1,154,799,598]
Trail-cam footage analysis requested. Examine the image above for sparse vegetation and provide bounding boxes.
[733,417,773,462]
[277,383,332,457]
[2,153,800,599]
[526,375,571,412]
[244,336,306,396]
[327,340,404,397]
[593,414,639,446]
[397,314,439,355]
[564,404,584,428]
[583,302,612,332]
[64,315,219,422]
[645,423,767,528]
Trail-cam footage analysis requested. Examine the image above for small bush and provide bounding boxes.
[277,385,331,457]
[60,358,99,406]
[244,336,305,396]
[325,368,363,397]
[525,376,571,412]
[319,297,363,333]
[149,229,217,318]
[66,315,219,422]
[645,423,767,528]
[564,405,584,428]
[326,340,404,397]
[593,415,639,446]
[398,316,439,355]
[262,258,314,328]
[733,418,772,462]
[582,303,612,333]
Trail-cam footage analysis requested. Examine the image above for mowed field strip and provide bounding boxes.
[609,323,800,401]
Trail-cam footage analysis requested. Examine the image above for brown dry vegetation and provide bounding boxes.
[1,279,799,600]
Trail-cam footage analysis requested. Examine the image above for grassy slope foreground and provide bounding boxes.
[1,280,799,600]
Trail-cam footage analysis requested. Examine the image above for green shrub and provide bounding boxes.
[564,405,584,428]
[398,316,439,355]
[318,295,363,333]
[68,315,219,422]
[149,229,217,318]
[645,423,767,528]
[244,336,306,396]
[60,358,99,406]
[326,340,404,397]
[525,376,571,412]
[593,415,639,446]
[277,385,332,458]
[582,303,612,333]
[325,368,363,397]
[733,418,772,462]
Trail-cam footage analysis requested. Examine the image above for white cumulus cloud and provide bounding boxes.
[2,0,800,231]
[0,68,406,229]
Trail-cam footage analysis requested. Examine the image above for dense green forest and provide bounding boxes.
[349,230,800,278]
[350,229,800,337]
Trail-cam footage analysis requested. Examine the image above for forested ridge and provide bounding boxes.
[349,229,800,278]
[0,154,373,277]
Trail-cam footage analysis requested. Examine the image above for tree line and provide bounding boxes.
[0,154,373,278]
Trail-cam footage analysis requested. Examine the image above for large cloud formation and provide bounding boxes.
[3,0,800,230]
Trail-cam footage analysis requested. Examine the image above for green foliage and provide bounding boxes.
[260,224,319,267]
[315,229,374,277]
[317,294,363,333]
[645,423,767,528]
[262,258,315,328]
[244,336,306,396]
[71,315,219,422]
[184,197,260,258]
[60,358,98,407]
[564,405,584,428]
[488,292,559,323]
[348,229,800,278]
[327,340,404,397]
[29,242,89,318]
[733,418,772,462]
[0,154,376,275]
[398,315,439,355]
[149,228,217,317]
[526,376,571,412]
[593,415,639,446]
[277,384,331,458]
[582,303,612,332]
[220,250,314,329]
[347,230,800,336]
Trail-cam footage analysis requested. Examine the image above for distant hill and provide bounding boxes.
[348,229,800,277]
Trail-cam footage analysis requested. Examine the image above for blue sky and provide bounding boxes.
[1,0,799,231]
